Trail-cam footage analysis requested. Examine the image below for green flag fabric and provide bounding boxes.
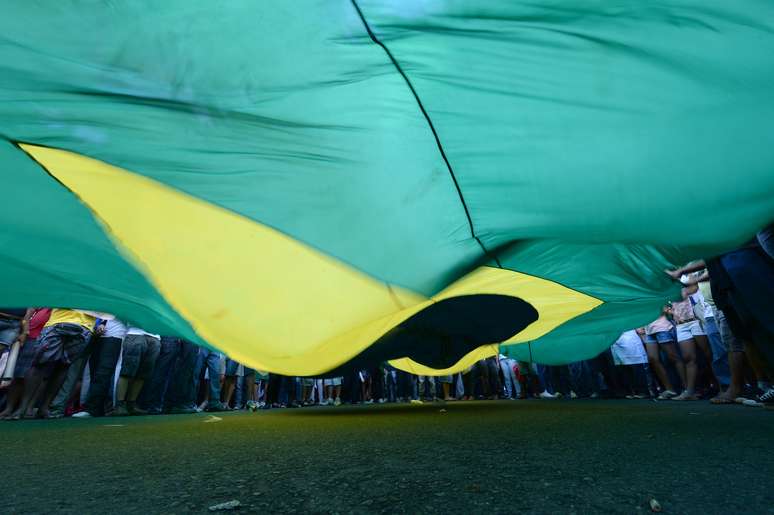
[1,1,772,374]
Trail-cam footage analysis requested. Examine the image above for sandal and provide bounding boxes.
[709,395,735,405]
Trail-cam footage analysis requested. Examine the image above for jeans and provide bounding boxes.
[139,336,184,412]
[193,348,222,406]
[499,358,520,398]
[49,335,96,414]
[703,316,731,386]
[84,336,123,415]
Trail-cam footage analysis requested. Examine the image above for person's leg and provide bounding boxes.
[165,340,199,412]
[49,335,94,417]
[692,332,718,389]
[661,342,686,389]
[139,336,178,413]
[205,353,224,410]
[11,362,52,419]
[645,342,674,393]
[674,338,698,399]
[702,317,731,389]
[83,336,123,415]
[36,364,70,418]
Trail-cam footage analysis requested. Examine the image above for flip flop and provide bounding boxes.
[709,396,735,405]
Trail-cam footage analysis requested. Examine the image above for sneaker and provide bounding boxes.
[554,392,564,399]
[127,402,148,416]
[672,391,699,401]
[570,391,578,399]
[539,391,556,399]
[364,399,374,404]
[112,401,129,416]
[742,398,764,408]
[167,405,198,415]
[71,411,93,419]
[206,402,227,412]
[590,392,599,399]
[758,387,774,404]
[333,397,341,406]
[657,390,678,400]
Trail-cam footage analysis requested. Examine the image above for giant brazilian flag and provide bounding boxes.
[1,1,773,375]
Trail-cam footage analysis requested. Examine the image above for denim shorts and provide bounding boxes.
[35,323,91,366]
[676,320,706,342]
[644,330,674,344]
[225,358,240,376]
[120,333,161,379]
[0,318,21,346]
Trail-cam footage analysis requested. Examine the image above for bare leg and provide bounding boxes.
[11,365,49,419]
[127,379,144,402]
[662,343,687,389]
[677,339,698,394]
[36,365,70,418]
[115,376,130,402]
[442,382,452,400]
[0,380,24,418]
[645,343,674,392]
[222,376,236,406]
[713,350,746,402]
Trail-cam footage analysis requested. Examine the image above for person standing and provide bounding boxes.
[72,317,127,418]
[9,309,95,419]
[113,327,160,415]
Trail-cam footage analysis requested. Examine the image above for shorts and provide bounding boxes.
[326,377,342,387]
[34,323,92,366]
[0,318,21,346]
[120,333,161,379]
[225,358,240,376]
[438,375,453,384]
[14,337,42,378]
[716,310,744,353]
[243,367,255,377]
[644,331,674,344]
[676,320,705,342]
[302,377,315,387]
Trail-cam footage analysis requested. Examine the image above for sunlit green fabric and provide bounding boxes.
[1,1,772,370]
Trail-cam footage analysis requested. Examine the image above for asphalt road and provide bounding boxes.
[2,400,772,514]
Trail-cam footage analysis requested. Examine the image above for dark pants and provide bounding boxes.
[84,336,122,416]
[139,336,181,412]
[140,337,199,411]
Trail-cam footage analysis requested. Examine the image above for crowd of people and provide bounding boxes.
[0,228,772,419]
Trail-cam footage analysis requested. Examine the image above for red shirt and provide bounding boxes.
[27,308,52,340]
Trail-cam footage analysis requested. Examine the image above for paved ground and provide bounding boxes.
[2,400,772,514]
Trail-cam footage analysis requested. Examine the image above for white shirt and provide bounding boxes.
[103,318,128,339]
[611,330,648,365]
[126,326,160,339]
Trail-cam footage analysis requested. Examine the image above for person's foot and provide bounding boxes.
[657,390,678,400]
[333,397,341,406]
[758,387,774,404]
[167,405,198,415]
[206,402,227,412]
[71,411,93,418]
[410,399,423,405]
[539,391,556,399]
[589,392,599,399]
[570,391,578,399]
[672,391,699,401]
[127,402,148,416]
[742,398,764,408]
[554,392,564,399]
[112,401,129,416]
